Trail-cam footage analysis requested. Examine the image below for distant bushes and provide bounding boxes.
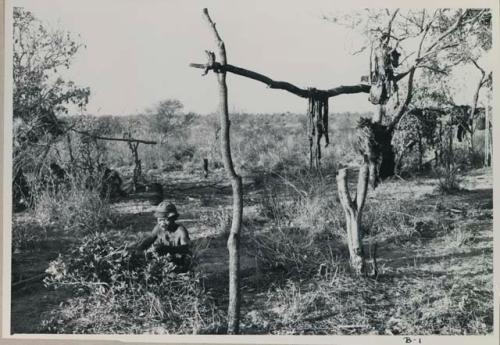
[55,111,370,177]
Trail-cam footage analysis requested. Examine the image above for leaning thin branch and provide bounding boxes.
[470,58,486,76]
[386,9,400,40]
[393,67,413,82]
[70,128,157,145]
[397,52,415,68]
[416,21,432,59]
[481,72,492,87]
[351,45,368,55]
[417,43,459,63]
[420,65,448,75]
[12,273,46,288]
[388,67,416,132]
[463,9,486,26]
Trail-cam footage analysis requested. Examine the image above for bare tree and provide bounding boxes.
[335,9,490,273]
[194,9,243,334]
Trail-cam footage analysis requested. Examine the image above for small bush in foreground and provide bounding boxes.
[42,233,224,334]
[436,164,462,194]
[12,220,48,252]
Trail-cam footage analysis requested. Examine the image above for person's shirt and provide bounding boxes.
[151,224,190,247]
[135,223,190,255]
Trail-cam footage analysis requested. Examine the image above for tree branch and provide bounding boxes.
[70,128,157,145]
[420,65,448,75]
[470,57,486,76]
[386,9,400,40]
[190,62,370,99]
[423,10,467,56]
[388,67,416,132]
[337,168,356,211]
[356,164,370,212]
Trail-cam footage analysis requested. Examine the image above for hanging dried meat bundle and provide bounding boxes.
[307,89,329,169]
[368,34,400,105]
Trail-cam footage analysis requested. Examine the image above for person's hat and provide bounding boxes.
[154,201,179,218]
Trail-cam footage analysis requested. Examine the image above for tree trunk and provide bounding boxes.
[469,59,487,157]
[436,121,443,167]
[336,165,369,275]
[447,125,454,170]
[484,106,491,167]
[418,135,423,172]
[469,120,475,157]
[66,133,74,164]
[376,124,395,181]
[202,8,243,334]
[395,139,416,174]
[127,140,141,192]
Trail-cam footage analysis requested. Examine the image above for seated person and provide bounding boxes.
[133,201,191,272]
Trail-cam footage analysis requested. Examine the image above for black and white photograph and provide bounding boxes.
[2,0,498,342]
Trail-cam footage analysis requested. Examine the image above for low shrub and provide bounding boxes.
[12,220,48,252]
[436,164,462,194]
[42,232,224,334]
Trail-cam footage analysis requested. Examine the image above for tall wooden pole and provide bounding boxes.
[202,8,243,334]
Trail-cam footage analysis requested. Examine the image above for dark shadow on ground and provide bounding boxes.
[379,246,492,268]
[420,188,492,208]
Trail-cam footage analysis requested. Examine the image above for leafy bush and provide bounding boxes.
[42,232,224,334]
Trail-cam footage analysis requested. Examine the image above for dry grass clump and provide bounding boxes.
[264,269,383,335]
[436,164,462,194]
[261,262,492,335]
[362,194,453,245]
[33,180,116,235]
[251,173,492,335]
[400,277,493,335]
[252,171,346,275]
[12,218,48,252]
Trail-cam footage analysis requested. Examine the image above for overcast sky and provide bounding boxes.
[9,0,494,116]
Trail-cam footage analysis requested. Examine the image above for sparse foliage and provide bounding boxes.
[13,7,91,209]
